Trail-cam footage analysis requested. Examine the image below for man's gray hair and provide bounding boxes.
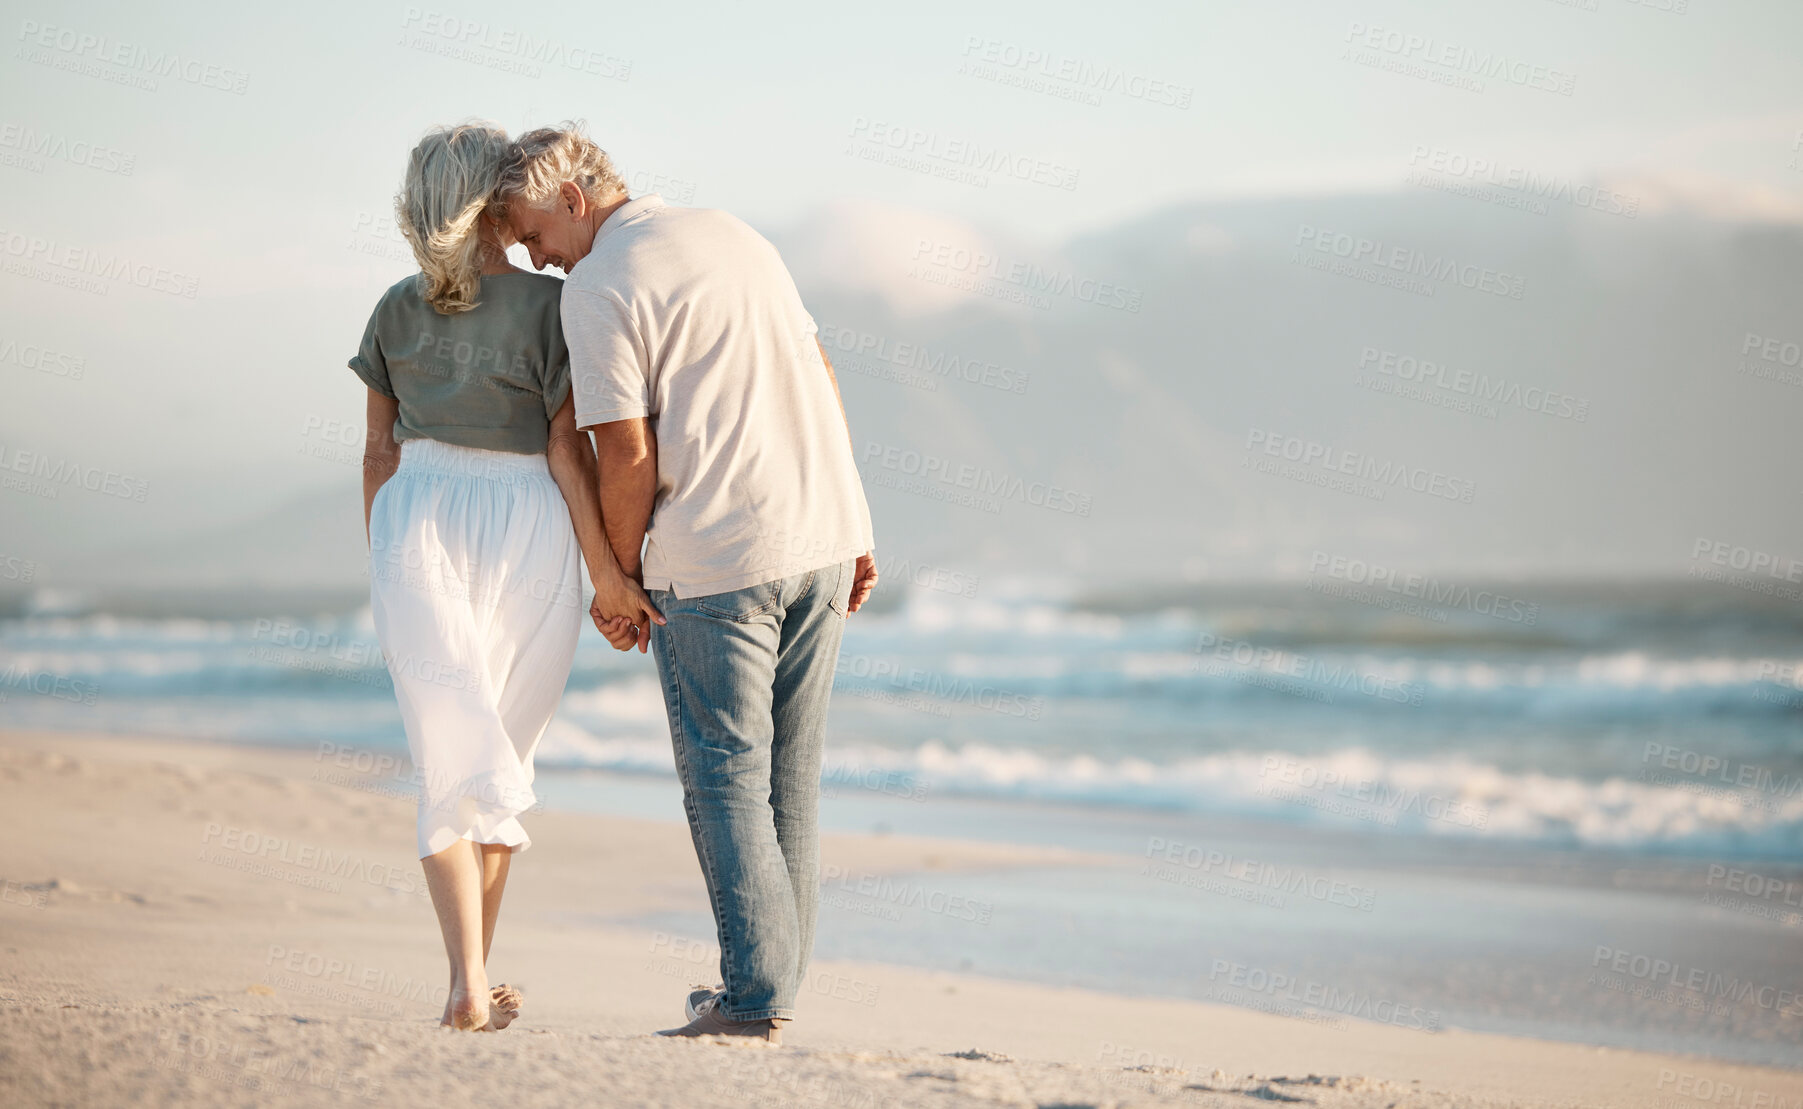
[491,121,627,215]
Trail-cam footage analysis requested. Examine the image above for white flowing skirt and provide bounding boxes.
[368,439,581,858]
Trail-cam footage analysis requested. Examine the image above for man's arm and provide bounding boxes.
[816,338,854,452]
[590,414,658,589]
[546,398,661,651]
[815,339,878,614]
[561,287,655,579]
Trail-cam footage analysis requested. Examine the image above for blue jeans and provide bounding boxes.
[648,559,853,1022]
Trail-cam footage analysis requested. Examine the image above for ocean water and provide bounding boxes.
[5,577,1802,1064]
[2,577,1799,860]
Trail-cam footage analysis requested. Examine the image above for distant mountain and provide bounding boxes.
[767,185,1803,583]
[56,479,366,590]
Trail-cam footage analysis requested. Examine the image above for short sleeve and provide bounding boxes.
[348,305,394,398]
[541,300,572,420]
[563,287,650,427]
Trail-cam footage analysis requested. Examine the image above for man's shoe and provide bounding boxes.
[656,992,782,1044]
[685,984,724,1023]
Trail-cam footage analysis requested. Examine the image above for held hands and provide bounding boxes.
[591,567,665,653]
[593,611,639,651]
[590,552,876,648]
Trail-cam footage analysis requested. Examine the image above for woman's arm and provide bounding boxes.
[545,396,664,650]
[362,389,402,542]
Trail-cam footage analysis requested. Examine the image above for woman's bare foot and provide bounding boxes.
[488,984,522,1030]
[443,982,494,1031]
[438,984,521,1030]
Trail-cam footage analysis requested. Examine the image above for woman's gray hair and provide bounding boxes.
[491,121,627,216]
[395,122,511,315]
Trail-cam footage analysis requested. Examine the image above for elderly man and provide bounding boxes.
[494,123,877,1044]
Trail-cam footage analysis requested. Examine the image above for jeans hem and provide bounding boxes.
[722,1006,794,1022]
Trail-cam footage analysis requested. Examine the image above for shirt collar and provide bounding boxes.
[592,193,665,249]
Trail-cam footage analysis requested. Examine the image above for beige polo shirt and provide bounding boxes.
[563,195,874,598]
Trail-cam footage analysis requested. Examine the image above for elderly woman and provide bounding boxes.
[350,123,661,1031]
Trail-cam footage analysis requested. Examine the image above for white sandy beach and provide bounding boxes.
[2,728,1799,1109]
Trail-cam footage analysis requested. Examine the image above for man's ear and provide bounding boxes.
[561,180,587,219]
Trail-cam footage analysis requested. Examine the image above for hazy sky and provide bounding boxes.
[3,0,1801,581]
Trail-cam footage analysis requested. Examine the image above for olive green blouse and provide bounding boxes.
[349,272,571,454]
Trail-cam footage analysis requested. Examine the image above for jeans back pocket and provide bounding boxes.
[826,559,855,616]
[693,581,782,622]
